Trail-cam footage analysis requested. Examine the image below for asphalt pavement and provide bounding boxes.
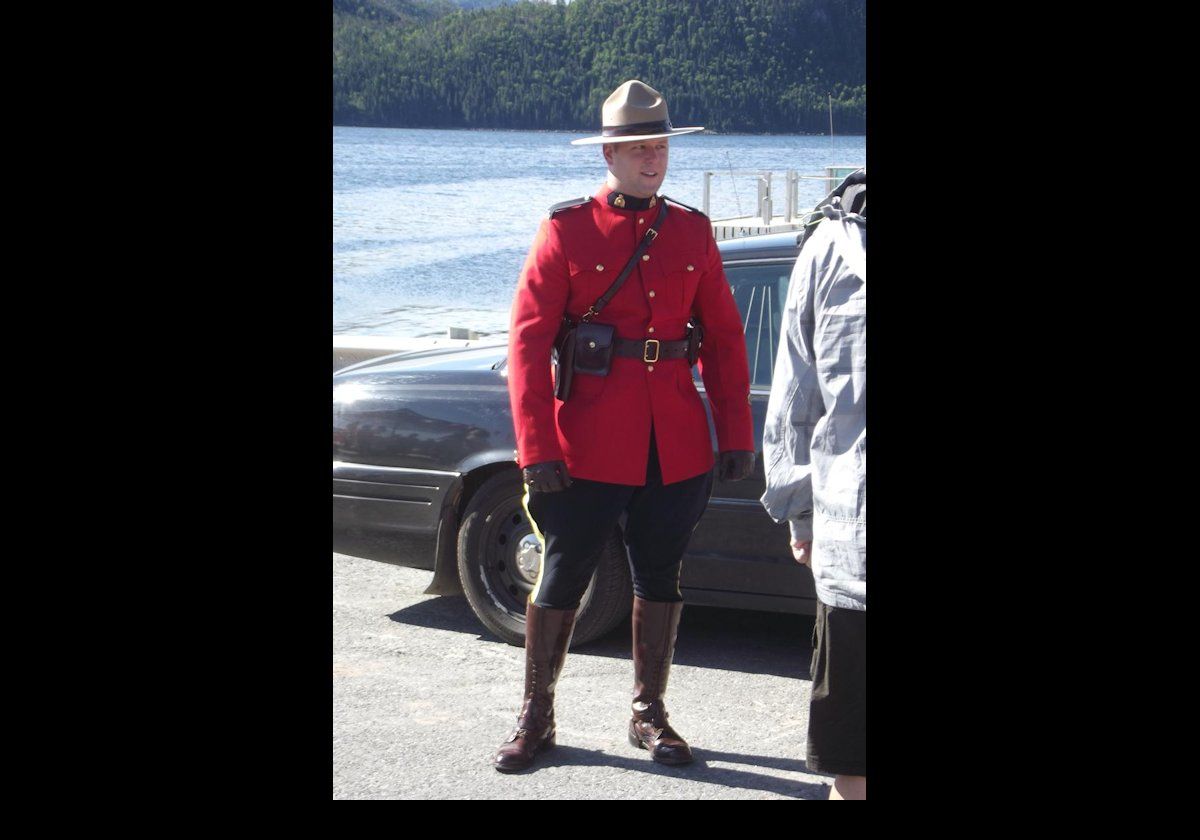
[333,550,833,800]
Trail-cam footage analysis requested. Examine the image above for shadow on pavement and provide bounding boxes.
[386,594,483,637]
[388,596,813,679]
[501,744,830,799]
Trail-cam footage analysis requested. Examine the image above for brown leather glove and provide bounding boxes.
[717,450,755,482]
[522,460,573,493]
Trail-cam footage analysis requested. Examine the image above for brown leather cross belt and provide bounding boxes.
[613,337,690,363]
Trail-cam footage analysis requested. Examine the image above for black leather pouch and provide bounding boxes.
[553,317,577,401]
[572,321,616,376]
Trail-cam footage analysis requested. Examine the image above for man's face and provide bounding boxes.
[603,139,669,198]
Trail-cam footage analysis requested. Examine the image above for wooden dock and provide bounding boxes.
[702,165,861,241]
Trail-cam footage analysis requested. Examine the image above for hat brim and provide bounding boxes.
[570,126,704,146]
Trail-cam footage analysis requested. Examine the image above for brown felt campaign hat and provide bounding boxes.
[570,79,704,146]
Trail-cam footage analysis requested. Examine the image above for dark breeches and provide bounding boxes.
[525,431,714,609]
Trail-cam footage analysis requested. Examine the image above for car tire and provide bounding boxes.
[457,470,631,648]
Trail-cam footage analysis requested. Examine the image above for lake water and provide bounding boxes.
[333,126,865,339]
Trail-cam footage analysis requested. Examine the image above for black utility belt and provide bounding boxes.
[612,336,690,363]
[553,319,704,401]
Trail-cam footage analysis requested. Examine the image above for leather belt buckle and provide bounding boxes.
[643,339,660,363]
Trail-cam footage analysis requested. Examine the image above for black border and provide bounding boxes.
[202,0,1054,801]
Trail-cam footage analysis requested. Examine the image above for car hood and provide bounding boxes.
[334,341,509,379]
[333,340,516,471]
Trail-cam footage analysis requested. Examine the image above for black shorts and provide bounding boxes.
[807,601,866,777]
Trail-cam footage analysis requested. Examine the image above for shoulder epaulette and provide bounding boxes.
[662,195,708,219]
[548,197,593,218]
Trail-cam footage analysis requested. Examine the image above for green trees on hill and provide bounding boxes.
[333,0,865,134]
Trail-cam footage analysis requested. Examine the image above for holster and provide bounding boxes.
[553,317,577,401]
[686,320,704,365]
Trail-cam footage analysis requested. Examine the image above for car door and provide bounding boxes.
[682,257,817,611]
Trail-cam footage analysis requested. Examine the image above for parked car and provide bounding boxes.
[333,230,810,647]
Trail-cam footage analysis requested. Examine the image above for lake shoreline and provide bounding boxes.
[333,124,866,139]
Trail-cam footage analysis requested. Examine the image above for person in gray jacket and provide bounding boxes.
[760,169,866,800]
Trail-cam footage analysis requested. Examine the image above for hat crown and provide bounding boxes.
[569,79,702,145]
[602,80,669,128]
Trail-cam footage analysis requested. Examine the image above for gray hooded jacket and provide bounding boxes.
[760,195,866,611]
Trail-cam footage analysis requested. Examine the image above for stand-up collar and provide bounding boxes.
[598,185,659,212]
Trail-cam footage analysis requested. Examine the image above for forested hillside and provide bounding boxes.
[333,0,865,134]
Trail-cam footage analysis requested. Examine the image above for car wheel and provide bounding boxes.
[456,470,631,648]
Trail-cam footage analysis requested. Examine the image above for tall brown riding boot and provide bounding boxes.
[493,602,577,772]
[628,597,693,765]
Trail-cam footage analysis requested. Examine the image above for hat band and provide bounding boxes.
[601,119,673,137]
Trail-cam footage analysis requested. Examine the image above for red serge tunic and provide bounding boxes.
[507,185,753,486]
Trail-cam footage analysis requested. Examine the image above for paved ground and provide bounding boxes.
[334,550,833,799]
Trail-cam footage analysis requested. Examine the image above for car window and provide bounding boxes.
[724,262,793,388]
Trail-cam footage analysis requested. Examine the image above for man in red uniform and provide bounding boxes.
[494,80,756,773]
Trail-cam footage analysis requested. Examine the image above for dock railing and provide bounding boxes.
[702,165,863,234]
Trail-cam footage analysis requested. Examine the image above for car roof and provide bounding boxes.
[717,230,803,261]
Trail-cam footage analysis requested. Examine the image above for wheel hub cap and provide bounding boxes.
[515,534,543,583]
